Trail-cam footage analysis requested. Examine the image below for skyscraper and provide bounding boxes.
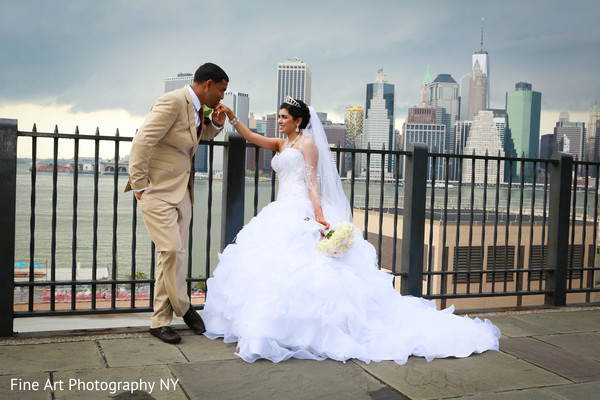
[262,113,277,172]
[467,60,488,120]
[407,106,436,124]
[222,92,250,135]
[343,106,364,176]
[589,101,600,164]
[553,112,586,161]
[462,111,504,184]
[472,51,490,109]
[505,82,542,181]
[454,121,472,155]
[363,70,394,175]
[344,106,364,148]
[164,73,193,93]
[276,58,311,137]
[420,65,433,105]
[428,74,459,153]
[460,20,490,121]
[589,101,600,140]
[221,91,250,170]
[492,112,506,148]
[403,118,445,181]
[539,134,556,160]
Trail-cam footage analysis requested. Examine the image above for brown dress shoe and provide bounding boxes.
[149,326,181,344]
[183,307,206,334]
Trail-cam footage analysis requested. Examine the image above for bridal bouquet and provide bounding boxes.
[317,221,356,258]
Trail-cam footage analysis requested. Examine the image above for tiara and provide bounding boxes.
[284,95,301,108]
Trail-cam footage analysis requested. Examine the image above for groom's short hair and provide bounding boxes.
[194,63,229,84]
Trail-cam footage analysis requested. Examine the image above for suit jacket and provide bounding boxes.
[125,87,222,204]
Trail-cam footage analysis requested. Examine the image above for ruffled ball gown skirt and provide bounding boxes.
[201,148,500,364]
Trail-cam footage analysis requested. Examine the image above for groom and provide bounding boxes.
[125,62,229,344]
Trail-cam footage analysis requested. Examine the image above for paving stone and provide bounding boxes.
[176,335,239,362]
[98,338,187,368]
[536,332,600,362]
[169,358,397,400]
[450,387,566,399]
[511,310,600,334]
[489,315,559,338]
[0,372,52,399]
[546,380,600,399]
[501,337,600,383]
[3,308,600,399]
[0,342,105,375]
[52,365,186,399]
[357,351,568,400]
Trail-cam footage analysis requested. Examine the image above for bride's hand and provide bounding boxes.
[217,104,234,120]
[317,219,330,236]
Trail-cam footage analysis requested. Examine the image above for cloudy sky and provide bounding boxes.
[1,0,599,157]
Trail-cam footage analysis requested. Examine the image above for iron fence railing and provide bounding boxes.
[1,118,599,337]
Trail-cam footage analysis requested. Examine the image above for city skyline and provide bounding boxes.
[1,0,599,158]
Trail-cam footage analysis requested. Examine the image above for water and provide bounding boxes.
[14,162,599,282]
[14,163,274,281]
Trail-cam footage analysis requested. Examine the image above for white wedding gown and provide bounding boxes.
[201,144,500,364]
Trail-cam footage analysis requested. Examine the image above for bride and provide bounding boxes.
[201,97,500,364]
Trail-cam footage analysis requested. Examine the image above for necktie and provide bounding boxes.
[197,109,203,139]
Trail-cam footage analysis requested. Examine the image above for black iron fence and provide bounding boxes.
[1,118,599,337]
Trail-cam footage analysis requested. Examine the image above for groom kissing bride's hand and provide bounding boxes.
[126,62,230,344]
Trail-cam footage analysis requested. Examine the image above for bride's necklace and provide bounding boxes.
[284,134,301,149]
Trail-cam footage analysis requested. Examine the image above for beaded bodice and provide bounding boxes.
[271,148,310,202]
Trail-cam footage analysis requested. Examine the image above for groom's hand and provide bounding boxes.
[212,104,227,126]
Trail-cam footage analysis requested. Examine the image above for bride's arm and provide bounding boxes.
[301,138,330,230]
[216,104,281,152]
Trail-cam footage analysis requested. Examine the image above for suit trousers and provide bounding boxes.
[138,192,192,328]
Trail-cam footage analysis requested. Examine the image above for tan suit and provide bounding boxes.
[125,86,222,328]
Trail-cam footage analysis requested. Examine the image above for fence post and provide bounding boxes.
[0,119,17,337]
[221,132,246,250]
[401,143,427,296]
[545,152,573,306]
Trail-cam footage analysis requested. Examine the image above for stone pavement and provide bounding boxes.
[0,307,599,399]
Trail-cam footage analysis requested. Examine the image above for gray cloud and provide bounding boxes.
[1,0,599,123]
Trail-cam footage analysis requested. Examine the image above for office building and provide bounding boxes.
[584,137,596,165]
[589,101,600,139]
[553,112,586,161]
[262,113,277,171]
[462,111,504,184]
[420,65,433,105]
[490,110,506,148]
[322,121,347,171]
[505,82,541,181]
[276,58,311,137]
[539,134,555,160]
[221,91,250,171]
[460,21,490,120]
[426,74,459,153]
[363,70,395,176]
[403,121,445,180]
[164,73,193,93]
[344,106,364,148]
[454,121,472,156]
[407,106,436,124]
[343,106,364,176]
[222,92,250,135]
[467,61,488,120]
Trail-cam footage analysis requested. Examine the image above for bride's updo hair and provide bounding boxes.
[280,98,310,129]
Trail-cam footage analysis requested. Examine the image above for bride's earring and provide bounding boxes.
[296,125,300,132]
